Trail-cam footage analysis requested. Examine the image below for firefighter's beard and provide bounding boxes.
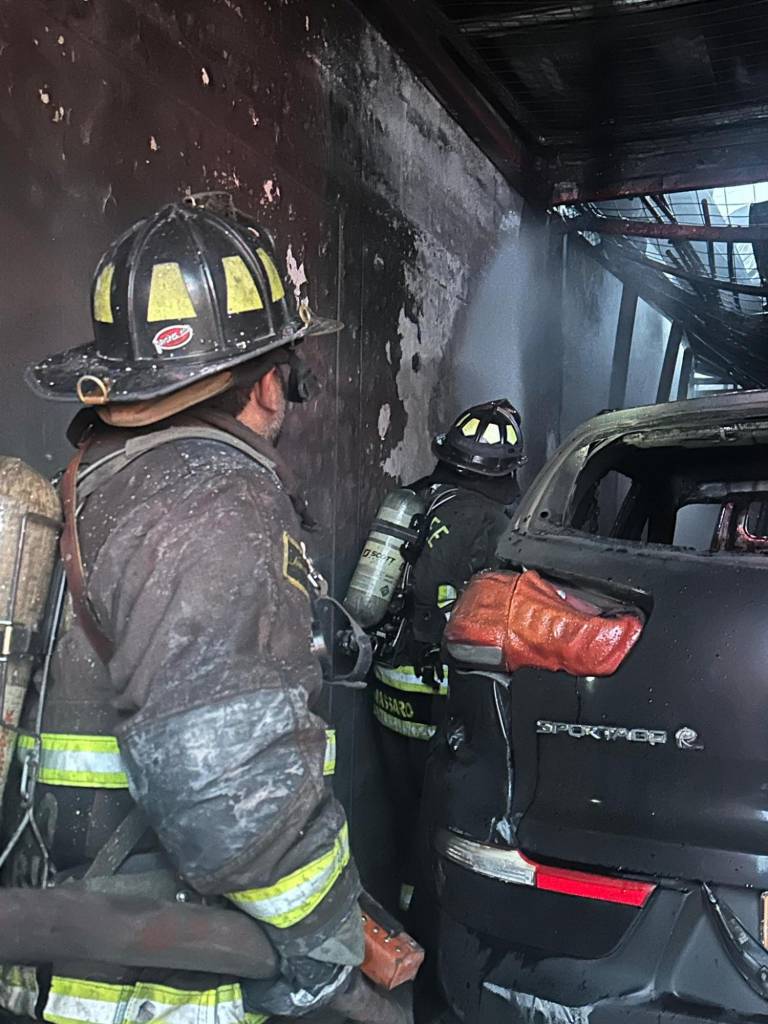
[266,374,287,444]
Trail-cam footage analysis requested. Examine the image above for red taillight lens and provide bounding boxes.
[531,861,655,907]
[436,830,655,908]
[444,570,643,676]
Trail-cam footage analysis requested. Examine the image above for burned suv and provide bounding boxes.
[424,392,768,1023]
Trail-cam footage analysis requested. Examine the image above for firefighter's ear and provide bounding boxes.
[251,367,284,415]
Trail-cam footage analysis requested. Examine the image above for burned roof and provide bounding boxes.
[354,0,768,204]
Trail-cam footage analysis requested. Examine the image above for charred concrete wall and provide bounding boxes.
[0,0,517,895]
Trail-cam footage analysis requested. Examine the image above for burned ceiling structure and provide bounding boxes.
[559,194,768,389]
[354,0,768,205]
[353,0,768,389]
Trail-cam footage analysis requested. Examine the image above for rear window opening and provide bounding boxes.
[568,439,768,553]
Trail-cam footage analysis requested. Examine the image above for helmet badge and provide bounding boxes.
[152,324,194,353]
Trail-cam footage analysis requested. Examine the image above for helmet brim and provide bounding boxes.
[25,313,342,404]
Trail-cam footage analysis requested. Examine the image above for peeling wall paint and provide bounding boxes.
[377,403,390,440]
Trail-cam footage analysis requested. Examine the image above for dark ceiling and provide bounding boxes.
[353,0,768,205]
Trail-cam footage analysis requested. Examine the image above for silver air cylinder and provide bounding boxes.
[0,459,61,802]
[344,488,425,629]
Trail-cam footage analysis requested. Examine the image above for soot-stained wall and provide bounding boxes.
[559,242,670,439]
[0,0,517,896]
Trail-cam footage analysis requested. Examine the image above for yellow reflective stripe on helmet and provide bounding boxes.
[17,733,129,789]
[0,965,39,1019]
[373,664,448,696]
[92,264,115,324]
[146,263,197,322]
[228,823,350,929]
[44,977,266,1024]
[479,423,502,444]
[222,255,264,314]
[373,705,436,741]
[323,729,336,776]
[437,584,458,610]
[460,416,480,437]
[256,248,286,302]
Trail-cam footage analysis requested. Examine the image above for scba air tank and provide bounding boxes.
[344,488,425,629]
[0,459,61,802]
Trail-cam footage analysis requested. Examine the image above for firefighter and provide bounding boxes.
[0,194,390,1024]
[371,400,525,913]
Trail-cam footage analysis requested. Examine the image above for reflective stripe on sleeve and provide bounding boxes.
[227,822,350,929]
[43,977,267,1024]
[0,965,39,1018]
[44,977,130,1024]
[437,584,458,610]
[373,664,448,696]
[373,704,437,740]
[323,729,336,776]
[17,733,129,789]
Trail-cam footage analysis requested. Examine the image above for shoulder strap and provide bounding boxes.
[84,806,149,879]
[123,426,281,488]
[60,425,283,664]
[60,443,115,664]
[424,484,459,517]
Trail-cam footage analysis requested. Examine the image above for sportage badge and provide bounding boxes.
[536,720,703,750]
[536,721,667,745]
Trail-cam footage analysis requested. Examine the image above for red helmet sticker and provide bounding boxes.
[152,324,193,353]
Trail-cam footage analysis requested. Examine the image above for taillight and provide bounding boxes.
[444,570,643,677]
[533,862,654,907]
[436,829,655,908]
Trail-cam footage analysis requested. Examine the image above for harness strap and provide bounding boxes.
[84,806,150,879]
[60,426,284,664]
[60,443,115,665]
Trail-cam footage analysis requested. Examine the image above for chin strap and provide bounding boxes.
[284,350,320,404]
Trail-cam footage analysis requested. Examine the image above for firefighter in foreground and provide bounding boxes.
[346,401,525,914]
[0,195,401,1024]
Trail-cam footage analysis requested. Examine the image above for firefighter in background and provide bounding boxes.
[372,400,525,913]
[0,195,391,1024]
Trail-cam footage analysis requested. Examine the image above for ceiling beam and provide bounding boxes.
[550,118,768,203]
[615,249,768,297]
[565,216,768,244]
[456,0,706,37]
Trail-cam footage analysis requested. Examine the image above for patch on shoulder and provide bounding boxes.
[283,532,312,598]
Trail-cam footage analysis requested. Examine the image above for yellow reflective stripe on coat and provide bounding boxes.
[17,733,129,789]
[373,704,437,740]
[323,729,336,776]
[437,584,458,610]
[44,977,131,1024]
[373,664,448,696]
[0,965,39,1018]
[43,976,267,1024]
[227,823,350,929]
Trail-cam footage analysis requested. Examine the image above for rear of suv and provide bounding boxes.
[423,392,768,1023]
